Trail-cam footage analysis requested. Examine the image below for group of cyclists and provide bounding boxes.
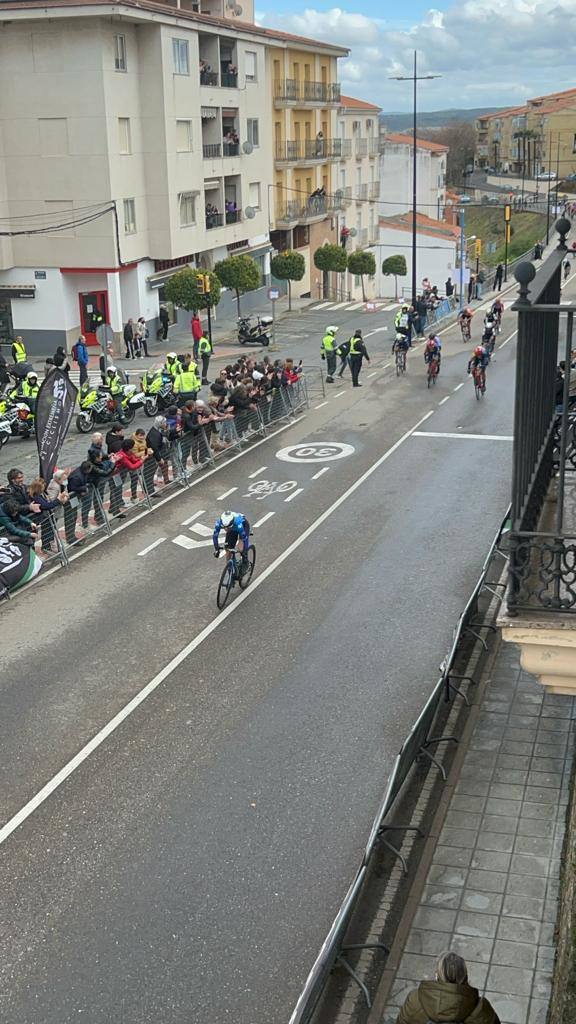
[459,298,504,396]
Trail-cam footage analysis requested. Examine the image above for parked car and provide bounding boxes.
[536,170,557,181]
[565,172,576,181]
[459,194,472,204]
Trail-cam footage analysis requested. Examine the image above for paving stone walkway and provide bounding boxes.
[381,641,576,1024]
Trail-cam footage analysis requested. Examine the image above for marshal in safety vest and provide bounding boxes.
[12,338,26,363]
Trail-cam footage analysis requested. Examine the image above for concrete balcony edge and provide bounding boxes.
[499,610,576,695]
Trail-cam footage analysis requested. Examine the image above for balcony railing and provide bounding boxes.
[355,138,369,158]
[276,196,333,224]
[225,209,241,224]
[203,143,221,159]
[357,227,369,247]
[356,183,368,201]
[368,138,380,157]
[274,138,345,164]
[369,181,380,200]
[200,70,219,86]
[206,212,224,229]
[338,139,352,159]
[273,79,341,105]
[220,70,238,88]
[223,141,240,157]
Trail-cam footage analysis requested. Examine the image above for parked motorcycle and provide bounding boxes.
[237,315,272,347]
[0,397,35,440]
[141,367,176,417]
[76,382,145,433]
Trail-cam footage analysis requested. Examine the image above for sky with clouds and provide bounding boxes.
[256,0,576,113]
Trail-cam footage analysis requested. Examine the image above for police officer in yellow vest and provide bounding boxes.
[321,325,338,383]
[348,329,370,387]
[105,365,125,416]
[198,335,212,385]
[174,360,201,405]
[12,370,39,410]
[164,352,182,379]
[11,336,27,364]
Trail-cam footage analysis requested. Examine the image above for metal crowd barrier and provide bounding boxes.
[288,506,511,1024]
[3,382,309,580]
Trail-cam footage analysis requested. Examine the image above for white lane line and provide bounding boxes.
[367,371,378,378]
[315,401,329,409]
[331,301,352,309]
[383,362,391,369]
[453,383,465,392]
[137,538,166,557]
[346,302,364,311]
[383,302,400,311]
[334,389,347,398]
[499,329,518,350]
[413,431,513,441]
[181,509,206,526]
[284,488,303,502]
[253,511,275,528]
[217,486,237,501]
[311,301,332,310]
[248,465,267,479]
[439,396,450,406]
[311,466,330,480]
[0,407,434,849]
[365,326,388,336]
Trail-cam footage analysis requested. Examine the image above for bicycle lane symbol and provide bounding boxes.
[242,480,298,500]
[275,442,355,464]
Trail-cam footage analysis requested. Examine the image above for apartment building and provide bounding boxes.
[475,87,576,177]
[379,134,448,219]
[335,96,381,300]
[0,0,346,353]
[268,40,348,299]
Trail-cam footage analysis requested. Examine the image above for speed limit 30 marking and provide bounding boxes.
[275,442,355,463]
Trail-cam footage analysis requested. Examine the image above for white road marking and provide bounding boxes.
[367,371,378,378]
[383,362,391,369]
[311,301,332,310]
[217,486,237,501]
[331,301,352,309]
[453,383,465,392]
[172,534,211,550]
[439,396,451,406]
[253,511,276,528]
[248,465,267,478]
[413,431,513,441]
[137,537,166,557]
[346,302,364,311]
[499,329,518,350]
[189,522,213,537]
[383,302,400,311]
[311,466,330,480]
[315,401,329,409]
[365,326,388,336]
[333,389,347,398]
[181,509,206,526]
[0,408,435,847]
[284,488,303,502]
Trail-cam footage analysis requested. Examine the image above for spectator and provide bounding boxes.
[144,416,170,494]
[136,317,150,357]
[0,498,38,546]
[395,951,500,1024]
[105,423,125,454]
[131,428,150,462]
[123,318,135,359]
[53,346,70,374]
[45,469,69,550]
[191,313,203,362]
[64,460,94,543]
[467,272,476,304]
[493,263,504,291]
[112,438,143,502]
[3,468,40,514]
[88,433,119,522]
[414,295,427,338]
[74,335,89,385]
[28,476,68,553]
[159,305,170,342]
[445,276,454,297]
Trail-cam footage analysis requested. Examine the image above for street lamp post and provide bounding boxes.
[390,52,440,307]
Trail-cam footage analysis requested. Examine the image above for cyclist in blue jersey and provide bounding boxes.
[213,510,250,571]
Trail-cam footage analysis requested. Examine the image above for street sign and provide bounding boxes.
[268,286,280,301]
[365,301,376,311]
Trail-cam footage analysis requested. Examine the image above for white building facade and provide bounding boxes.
[377,213,459,301]
[0,0,283,354]
[336,96,382,300]
[379,133,448,220]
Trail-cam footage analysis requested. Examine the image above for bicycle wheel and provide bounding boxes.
[217,560,235,609]
[396,354,401,377]
[239,544,256,590]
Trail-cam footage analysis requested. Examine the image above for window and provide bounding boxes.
[176,120,192,152]
[179,192,197,226]
[248,182,261,210]
[123,198,136,234]
[118,118,131,155]
[173,38,189,76]
[38,118,68,156]
[114,34,127,71]
[245,51,257,82]
[247,118,259,147]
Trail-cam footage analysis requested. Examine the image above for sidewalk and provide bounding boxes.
[380,640,575,1024]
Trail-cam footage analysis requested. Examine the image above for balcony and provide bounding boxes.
[206,212,224,229]
[203,143,222,159]
[356,183,368,201]
[274,138,345,166]
[341,185,353,206]
[369,181,380,200]
[273,79,341,107]
[357,227,369,247]
[221,70,238,88]
[200,69,219,86]
[368,138,380,158]
[275,196,334,226]
[355,138,368,158]
[338,139,352,159]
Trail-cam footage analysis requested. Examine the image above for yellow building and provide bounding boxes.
[267,38,348,297]
[475,88,576,178]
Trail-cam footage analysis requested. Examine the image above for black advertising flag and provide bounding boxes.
[35,368,78,484]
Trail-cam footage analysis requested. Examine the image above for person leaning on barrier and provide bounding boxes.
[395,951,500,1024]
[0,498,38,546]
[111,439,143,502]
[28,476,68,554]
[144,416,170,493]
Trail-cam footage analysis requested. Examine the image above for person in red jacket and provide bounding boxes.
[112,439,144,503]
[191,314,203,362]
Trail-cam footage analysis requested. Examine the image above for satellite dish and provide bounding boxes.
[349,228,357,237]
[233,4,242,13]
[242,141,253,155]
[244,206,256,219]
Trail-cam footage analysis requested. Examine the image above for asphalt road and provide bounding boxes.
[0,290,525,1023]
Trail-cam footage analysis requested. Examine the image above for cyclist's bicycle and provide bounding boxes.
[472,365,486,400]
[216,542,256,609]
[460,319,471,342]
[483,333,496,358]
[395,346,407,376]
[426,357,440,387]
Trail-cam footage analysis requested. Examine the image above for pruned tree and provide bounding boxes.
[165,267,221,312]
[347,250,376,301]
[381,255,407,300]
[214,254,261,316]
[313,243,348,273]
[270,250,306,311]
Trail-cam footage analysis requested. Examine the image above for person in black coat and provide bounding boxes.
[144,417,170,494]
[64,461,93,543]
[53,346,70,374]
[123,319,135,359]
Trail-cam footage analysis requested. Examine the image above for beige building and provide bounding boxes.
[475,87,576,178]
[268,40,348,300]
[0,0,346,354]
[335,96,381,301]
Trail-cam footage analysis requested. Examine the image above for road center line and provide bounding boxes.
[136,538,166,557]
[311,466,330,480]
[315,401,329,410]
[248,465,267,479]
[253,511,275,528]
[499,329,518,350]
[0,407,435,849]
[439,396,450,406]
[333,390,346,398]
[413,431,513,441]
[217,487,237,501]
[284,487,303,502]
[367,371,378,378]
[453,383,465,392]
[181,509,206,526]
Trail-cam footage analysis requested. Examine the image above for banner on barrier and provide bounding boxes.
[35,369,78,484]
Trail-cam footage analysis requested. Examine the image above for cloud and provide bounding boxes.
[257,0,576,111]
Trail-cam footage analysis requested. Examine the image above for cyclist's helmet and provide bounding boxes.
[221,511,235,528]
[26,371,38,381]
[426,338,436,349]
[474,346,484,357]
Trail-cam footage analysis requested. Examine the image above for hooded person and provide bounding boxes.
[395,952,500,1024]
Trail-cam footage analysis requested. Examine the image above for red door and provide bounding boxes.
[79,290,109,346]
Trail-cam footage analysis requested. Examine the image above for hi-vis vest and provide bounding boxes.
[198,337,211,355]
[174,367,200,393]
[13,340,26,363]
[349,336,363,356]
[395,311,409,329]
[321,333,336,352]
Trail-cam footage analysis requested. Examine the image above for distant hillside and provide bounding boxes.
[380,108,504,131]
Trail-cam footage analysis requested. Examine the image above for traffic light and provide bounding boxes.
[196,273,210,294]
[505,223,511,244]
[475,238,482,258]
[504,204,511,222]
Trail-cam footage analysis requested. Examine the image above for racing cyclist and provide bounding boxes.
[213,510,250,573]
[458,306,474,340]
[491,297,504,329]
[392,331,410,369]
[424,334,442,374]
[468,345,489,391]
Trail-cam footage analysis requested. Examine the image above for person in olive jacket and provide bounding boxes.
[396,952,500,1024]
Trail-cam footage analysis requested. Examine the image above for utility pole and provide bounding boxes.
[458,204,465,312]
[546,132,553,244]
[504,203,511,282]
